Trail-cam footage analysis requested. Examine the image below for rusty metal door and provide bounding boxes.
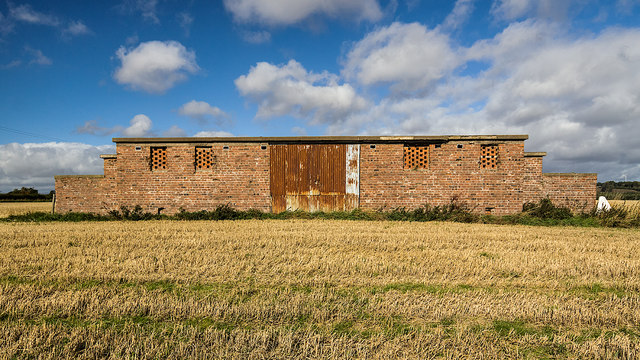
[270,144,359,212]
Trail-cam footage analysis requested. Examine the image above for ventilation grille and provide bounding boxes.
[196,147,214,169]
[481,145,498,169]
[150,147,167,170]
[403,145,430,169]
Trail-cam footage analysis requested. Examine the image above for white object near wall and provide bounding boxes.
[596,196,611,213]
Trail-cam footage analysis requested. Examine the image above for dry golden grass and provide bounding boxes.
[610,200,640,215]
[0,202,51,217]
[1,220,639,358]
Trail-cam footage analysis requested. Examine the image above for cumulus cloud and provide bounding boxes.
[235,59,367,124]
[342,22,460,92]
[0,142,115,192]
[9,3,60,26]
[223,0,383,25]
[113,40,199,93]
[234,19,640,180]
[193,131,234,137]
[178,100,229,124]
[122,114,153,137]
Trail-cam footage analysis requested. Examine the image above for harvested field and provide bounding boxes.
[609,200,640,215]
[1,219,639,358]
[0,202,51,217]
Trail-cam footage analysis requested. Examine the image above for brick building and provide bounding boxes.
[54,135,596,215]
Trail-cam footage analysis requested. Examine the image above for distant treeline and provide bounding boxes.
[597,181,640,200]
[0,187,53,202]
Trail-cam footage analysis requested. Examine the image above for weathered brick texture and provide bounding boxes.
[54,136,597,215]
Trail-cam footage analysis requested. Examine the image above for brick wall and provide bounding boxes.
[543,173,597,212]
[521,156,544,206]
[54,139,597,215]
[114,143,270,214]
[359,141,526,215]
[54,175,110,213]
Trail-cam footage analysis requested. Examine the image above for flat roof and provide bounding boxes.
[524,152,547,157]
[113,135,529,144]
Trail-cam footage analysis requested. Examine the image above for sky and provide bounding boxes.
[1,0,640,192]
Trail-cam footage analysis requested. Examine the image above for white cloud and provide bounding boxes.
[122,114,153,137]
[235,59,367,124]
[178,100,228,124]
[0,142,114,192]
[342,22,460,92]
[113,40,199,93]
[241,30,271,44]
[25,47,52,66]
[9,4,60,26]
[234,19,640,180]
[63,20,92,37]
[162,125,187,137]
[336,21,640,180]
[193,131,234,137]
[442,0,475,30]
[223,0,383,25]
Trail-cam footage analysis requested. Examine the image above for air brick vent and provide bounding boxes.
[481,145,498,169]
[195,147,214,169]
[150,147,167,170]
[403,145,429,169]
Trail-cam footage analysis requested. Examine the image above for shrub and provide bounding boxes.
[522,199,572,219]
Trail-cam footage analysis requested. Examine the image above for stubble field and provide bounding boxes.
[1,214,639,359]
[0,202,51,217]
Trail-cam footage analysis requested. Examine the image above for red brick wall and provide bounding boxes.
[359,141,526,215]
[543,173,597,212]
[114,143,270,214]
[522,156,544,206]
[54,175,109,213]
[54,139,597,215]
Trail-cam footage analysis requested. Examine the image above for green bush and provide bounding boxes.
[522,198,573,219]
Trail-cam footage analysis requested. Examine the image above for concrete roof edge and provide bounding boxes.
[543,173,598,176]
[54,175,105,178]
[524,152,547,157]
[100,154,117,159]
[112,135,529,144]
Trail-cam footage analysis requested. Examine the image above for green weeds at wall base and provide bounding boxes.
[4,199,639,228]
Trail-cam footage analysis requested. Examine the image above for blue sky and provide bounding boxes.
[1,0,640,191]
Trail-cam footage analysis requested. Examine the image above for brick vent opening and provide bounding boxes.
[403,145,429,169]
[481,145,498,169]
[195,147,213,169]
[150,147,167,170]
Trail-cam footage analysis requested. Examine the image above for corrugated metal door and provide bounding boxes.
[270,144,359,212]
